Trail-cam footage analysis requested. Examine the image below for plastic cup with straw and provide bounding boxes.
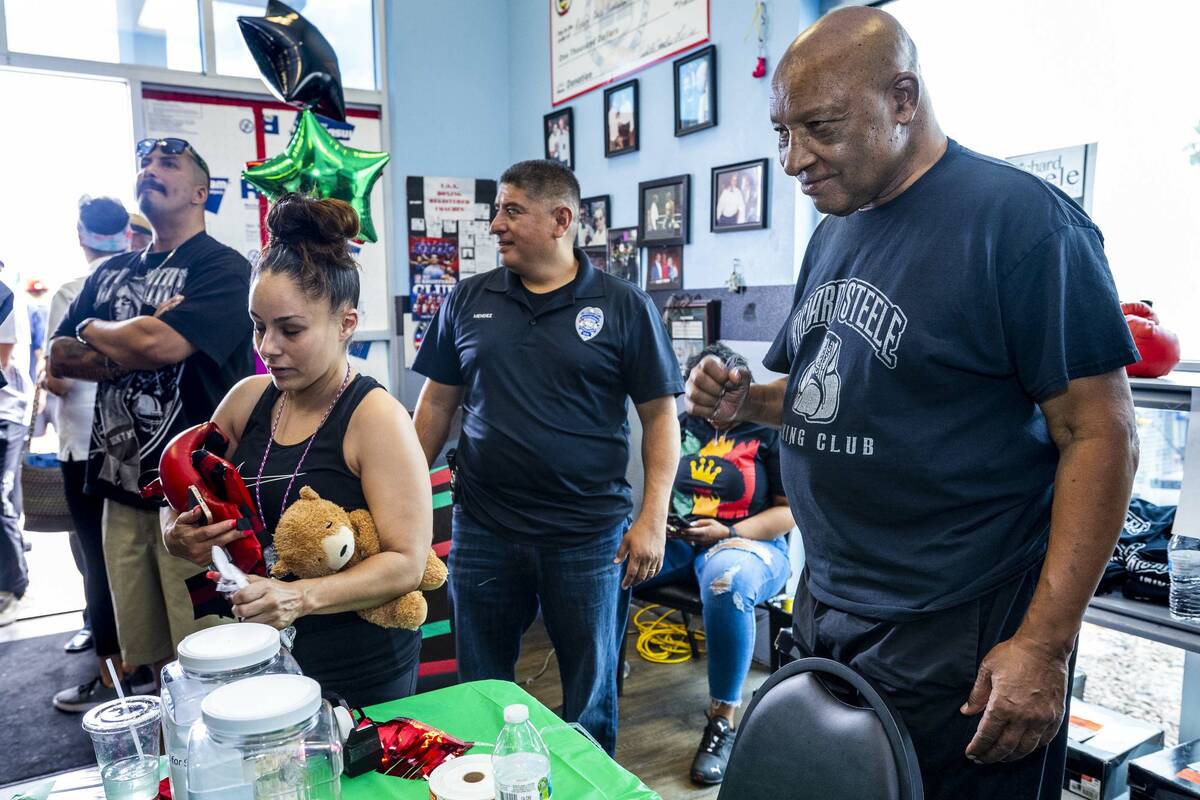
[80,659,162,799]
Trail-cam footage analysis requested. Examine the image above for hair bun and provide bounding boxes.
[266,193,359,251]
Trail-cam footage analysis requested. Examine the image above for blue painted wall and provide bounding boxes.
[383,0,512,296]
[507,0,819,290]
[384,1,823,401]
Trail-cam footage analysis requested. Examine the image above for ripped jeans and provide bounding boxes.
[641,535,789,705]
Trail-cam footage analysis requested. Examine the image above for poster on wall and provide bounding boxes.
[1006,143,1097,214]
[140,89,391,338]
[405,176,498,367]
[550,0,710,105]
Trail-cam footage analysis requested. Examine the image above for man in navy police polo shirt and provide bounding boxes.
[413,160,682,755]
[687,8,1139,799]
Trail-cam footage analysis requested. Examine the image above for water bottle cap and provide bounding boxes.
[503,703,529,724]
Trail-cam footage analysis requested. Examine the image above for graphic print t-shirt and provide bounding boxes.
[672,415,784,522]
[764,139,1138,621]
[54,233,255,508]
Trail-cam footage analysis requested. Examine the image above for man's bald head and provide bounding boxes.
[775,7,918,97]
[769,7,944,216]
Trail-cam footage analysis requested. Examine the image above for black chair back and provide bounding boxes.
[717,657,924,800]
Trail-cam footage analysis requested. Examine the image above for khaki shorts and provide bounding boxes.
[102,500,227,665]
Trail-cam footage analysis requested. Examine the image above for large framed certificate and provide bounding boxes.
[550,0,709,105]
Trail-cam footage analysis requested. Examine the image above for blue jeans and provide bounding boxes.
[642,536,789,705]
[449,507,630,755]
[0,420,28,598]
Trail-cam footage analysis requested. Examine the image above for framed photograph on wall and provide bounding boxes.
[577,194,610,248]
[603,79,639,157]
[544,107,575,170]
[581,246,607,271]
[711,158,769,232]
[665,299,721,378]
[674,45,717,137]
[606,226,639,284]
[638,174,690,246]
[645,244,683,291]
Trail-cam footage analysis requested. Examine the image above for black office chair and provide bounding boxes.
[717,657,924,800]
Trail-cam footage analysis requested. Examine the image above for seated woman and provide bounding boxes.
[641,341,795,786]
[164,194,433,706]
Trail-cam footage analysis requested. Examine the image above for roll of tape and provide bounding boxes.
[428,754,495,800]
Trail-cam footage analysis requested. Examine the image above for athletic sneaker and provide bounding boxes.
[53,676,124,713]
[53,668,157,713]
[127,665,158,693]
[691,715,735,785]
[0,591,19,627]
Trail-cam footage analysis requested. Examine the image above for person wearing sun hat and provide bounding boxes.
[128,212,153,252]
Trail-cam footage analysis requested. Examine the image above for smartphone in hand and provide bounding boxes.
[666,513,690,538]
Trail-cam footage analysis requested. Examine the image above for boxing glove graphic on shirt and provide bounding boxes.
[793,331,842,424]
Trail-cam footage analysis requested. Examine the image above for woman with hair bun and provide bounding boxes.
[164,193,433,705]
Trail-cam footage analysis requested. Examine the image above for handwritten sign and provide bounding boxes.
[551,0,709,105]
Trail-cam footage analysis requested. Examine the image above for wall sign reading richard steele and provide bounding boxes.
[550,0,709,105]
[1007,143,1097,213]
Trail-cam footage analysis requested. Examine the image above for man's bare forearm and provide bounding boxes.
[637,400,680,527]
[412,380,465,466]
[1016,431,1138,658]
[740,378,788,428]
[48,338,129,382]
[413,406,453,467]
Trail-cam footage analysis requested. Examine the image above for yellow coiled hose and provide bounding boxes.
[633,604,705,663]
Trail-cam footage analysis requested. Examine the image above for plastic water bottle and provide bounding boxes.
[492,704,551,800]
[1169,533,1200,622]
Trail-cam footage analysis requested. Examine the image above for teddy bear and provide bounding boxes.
[271,486,448,630]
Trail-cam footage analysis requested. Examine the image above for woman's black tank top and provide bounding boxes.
[233,374,420,699]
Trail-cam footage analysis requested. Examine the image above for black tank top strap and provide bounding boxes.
[240,379,281,443]
[328,374,382,444]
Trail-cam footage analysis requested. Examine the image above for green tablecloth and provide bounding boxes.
[344,680,659,800]
[6,681,656,800]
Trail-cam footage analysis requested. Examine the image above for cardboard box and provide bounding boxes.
[1063,700,1164,800]
[1128,739,1200,799]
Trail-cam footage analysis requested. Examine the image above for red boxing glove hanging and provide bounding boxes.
[1121,301,1180,378]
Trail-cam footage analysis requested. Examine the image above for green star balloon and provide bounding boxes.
[242,109,390,242]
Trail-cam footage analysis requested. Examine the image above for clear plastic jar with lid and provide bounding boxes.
[161,623,301,797]
[187,674,343,800]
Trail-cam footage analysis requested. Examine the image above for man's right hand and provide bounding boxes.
[685,355,751,424]
[163,504,247,567]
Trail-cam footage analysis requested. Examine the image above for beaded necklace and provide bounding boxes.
[254,361,353,522]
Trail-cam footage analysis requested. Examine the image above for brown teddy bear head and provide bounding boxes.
[271,486,359,578]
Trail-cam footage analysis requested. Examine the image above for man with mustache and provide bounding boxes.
[686,7,1138,798]
[49,139,254,685]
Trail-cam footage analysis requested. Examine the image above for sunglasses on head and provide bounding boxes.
[135,138,210,177]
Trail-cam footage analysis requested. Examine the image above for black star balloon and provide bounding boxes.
[242,110,390,242]
[238,0,346,122]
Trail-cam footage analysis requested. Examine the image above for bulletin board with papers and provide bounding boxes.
[404,176,498,366]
